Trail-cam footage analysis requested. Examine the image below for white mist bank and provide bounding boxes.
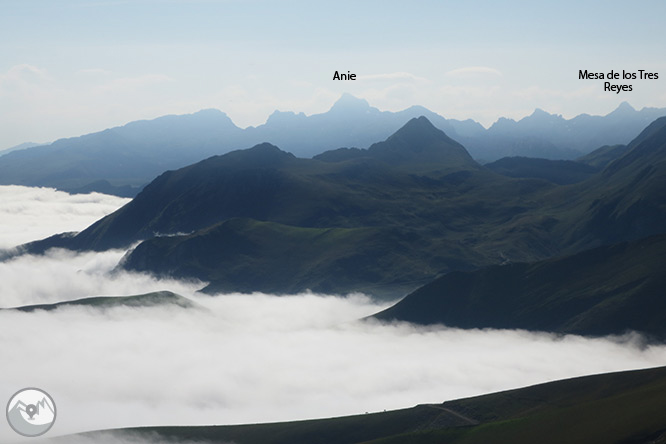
[0,185,130,249]
[1,249,665,442]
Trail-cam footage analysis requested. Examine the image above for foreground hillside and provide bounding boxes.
[58,366,666,444]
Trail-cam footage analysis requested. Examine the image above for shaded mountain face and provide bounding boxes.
[367,116,476,170]
[61,366,666,444]
[1,96,663,196]
[315,116,478,172]
[555,116,666,252]
[373,233,666,340]
[576,144,630,169]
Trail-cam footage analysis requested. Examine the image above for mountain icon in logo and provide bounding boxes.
[6,388,56,437]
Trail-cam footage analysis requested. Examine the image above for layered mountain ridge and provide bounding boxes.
[1,96,663,196]
[15,114,666,315]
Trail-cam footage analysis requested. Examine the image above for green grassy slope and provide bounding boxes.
[553,116,666,253]
[64,366,666,444]
[577,144,630,169]
[485,156,598,184]
[374,233,666,339]
[121,218,446,298]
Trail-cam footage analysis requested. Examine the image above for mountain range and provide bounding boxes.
[0,141,44,156]
[1,96,663,196]
[18,117,553,298]
[15,113,666,329]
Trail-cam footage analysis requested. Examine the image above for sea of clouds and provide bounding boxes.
[1,186,665,444]
[0,185,130,250]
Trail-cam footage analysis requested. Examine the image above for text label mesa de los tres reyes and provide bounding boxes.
[579,69,659,94]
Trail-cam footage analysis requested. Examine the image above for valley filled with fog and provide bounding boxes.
[1,186,665,442]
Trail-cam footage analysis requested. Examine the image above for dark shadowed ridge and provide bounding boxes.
[368,116,477,169]
[56,143,300,251]
[576,144,630,169]
[602,116,666,177]
[373,233,666,340]
[56,366,666,444]
[315,116,478,171]
[556,116,666,252]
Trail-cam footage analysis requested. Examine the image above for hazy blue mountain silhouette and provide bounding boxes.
[465,102,666,162]
[244,93,485,158]
[0,109,245,194]
[0,141,44,156]
[1,96,662,196]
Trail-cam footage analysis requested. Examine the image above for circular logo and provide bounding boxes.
[6,388,56,437]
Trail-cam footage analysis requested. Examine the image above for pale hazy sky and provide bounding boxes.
[1,0,665,149]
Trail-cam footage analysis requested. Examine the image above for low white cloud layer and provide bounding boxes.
[0,248,203,308]
[0,185,130,249]
[0,187,664,443]
[1,250,665,443]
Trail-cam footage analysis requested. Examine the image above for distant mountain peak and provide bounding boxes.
[388,116,452,142]
[221,142,296,166]
[526,108,563,121]
[329,93,371,112]
[147,108,238,128]
[368,116,475,168]
[609,101,637,115]
[247,141,289,153]
[194,108,227,116]
[266,110,307,125]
